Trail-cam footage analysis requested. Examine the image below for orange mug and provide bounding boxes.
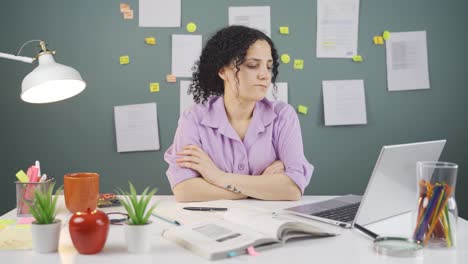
[64,172,100,213]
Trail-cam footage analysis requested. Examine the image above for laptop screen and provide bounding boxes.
[355,140,446,226]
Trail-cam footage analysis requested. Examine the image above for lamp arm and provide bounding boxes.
[0,52,34,63]
[0,39,46,64]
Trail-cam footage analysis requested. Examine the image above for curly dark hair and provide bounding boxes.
[189,25,279,104]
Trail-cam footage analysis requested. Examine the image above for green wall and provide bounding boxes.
[1,0,467,219]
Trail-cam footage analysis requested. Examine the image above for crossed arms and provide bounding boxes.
[172,145,302,202]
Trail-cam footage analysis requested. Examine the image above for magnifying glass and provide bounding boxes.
[354,223,423,257]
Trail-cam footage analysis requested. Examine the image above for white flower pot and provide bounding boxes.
[124,221,153,253]
[31,219,61,253]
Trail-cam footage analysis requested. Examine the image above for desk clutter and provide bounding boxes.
[3,161,461,258]
[1,196,465,260]
[7,168,159,254]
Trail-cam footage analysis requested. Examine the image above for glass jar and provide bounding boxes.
[413,161,458,248]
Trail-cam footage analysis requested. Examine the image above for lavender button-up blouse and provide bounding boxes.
[164,96,313,194]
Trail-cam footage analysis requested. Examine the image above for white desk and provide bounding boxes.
[1,196,467,264]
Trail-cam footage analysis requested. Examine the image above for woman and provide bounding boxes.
[164,25,313,202]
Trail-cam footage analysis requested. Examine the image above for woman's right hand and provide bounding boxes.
[262,160,285,175]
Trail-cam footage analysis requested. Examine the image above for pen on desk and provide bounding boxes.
[183,207,228,211]
[152,212,181,226]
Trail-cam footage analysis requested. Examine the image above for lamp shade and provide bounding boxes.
[21,53,86,103]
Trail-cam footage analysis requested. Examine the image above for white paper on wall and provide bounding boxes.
[114,102,160,152]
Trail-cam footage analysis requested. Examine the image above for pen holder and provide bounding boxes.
[15,178,55,216]
[413,162,458,248]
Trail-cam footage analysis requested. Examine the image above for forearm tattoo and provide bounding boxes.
[225,184,242,194]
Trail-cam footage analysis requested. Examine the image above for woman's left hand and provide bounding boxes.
[176,145,224,185]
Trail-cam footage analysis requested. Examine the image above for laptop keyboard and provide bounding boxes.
[312,202,360,223]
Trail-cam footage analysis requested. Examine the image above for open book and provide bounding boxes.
[157,200,336,260]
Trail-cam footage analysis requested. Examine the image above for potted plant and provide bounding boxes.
[116,182,157,253]
[27,182,62,253]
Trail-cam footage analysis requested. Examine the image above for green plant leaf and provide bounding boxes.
[26,182,59,224]
[134,187,149,224]
[115,182,158,225]
[142,203,157,224]
[116,187,138,224]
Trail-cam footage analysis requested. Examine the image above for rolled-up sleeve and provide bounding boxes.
[164,110,201,188]
[274,105,313,194]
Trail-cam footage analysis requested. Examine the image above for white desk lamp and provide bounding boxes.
[0,40,86,103]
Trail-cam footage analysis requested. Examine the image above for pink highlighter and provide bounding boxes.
[29,166,39,182]
[23,166,40,205]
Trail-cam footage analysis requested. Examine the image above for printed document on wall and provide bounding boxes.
[172,35,202,77]
[316,0,360,58]
[386,31,430,91]
[266,82,288,103]
[114,103,160,152]
[323,80,367,126]
[139,0,181,27]
[180,80,193,116]
[229,6,271,37]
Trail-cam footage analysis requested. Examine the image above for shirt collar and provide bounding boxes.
[201,96,277,140]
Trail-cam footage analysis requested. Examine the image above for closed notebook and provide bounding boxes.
[159,202,336,260]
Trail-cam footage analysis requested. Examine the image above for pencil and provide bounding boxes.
[152,212,181,226]
[424,186,449,245]
[416,184,443,241]
[442,205,451,247]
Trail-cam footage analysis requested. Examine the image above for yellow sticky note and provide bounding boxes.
[0,224,32,250]
[145,37,156,45]
[123,9,133,19]
[150,83,160,93]
[166,74,177,83]
[382,30,390,40]
[16,170,29,182]
[352,55,363,62]
[186,22,197,33]
[0,219,16,226]
[373,36,384,45]
[119,55,130,65]
[297,105,308,114]
[281,54,291,64]
[293,59,304,70]
[279,26,289,35]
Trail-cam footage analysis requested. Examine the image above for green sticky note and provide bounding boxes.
[293,59,304,70]
[382,30,390,40]
[119,55,130,65]
[186,22,197,33]
[281,54,291,64]
[298,105,308,114]
[16,170,29,182]
[0,219,16,225]
[149,82,160,93]
[279,26,290,35]
[352,55,363,62]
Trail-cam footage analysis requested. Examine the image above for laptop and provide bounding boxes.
[284,140,446,228]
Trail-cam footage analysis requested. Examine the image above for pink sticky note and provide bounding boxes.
[17,217,35,224]
[247,246,259,256]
